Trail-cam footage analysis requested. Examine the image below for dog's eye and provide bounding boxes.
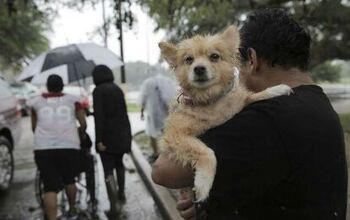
[184,56,194,65]
[210,53,220,62]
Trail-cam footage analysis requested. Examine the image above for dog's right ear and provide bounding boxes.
[159,42,177,68]
[221,25,240,51]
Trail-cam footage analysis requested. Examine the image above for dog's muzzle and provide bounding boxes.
[193,65,209,82]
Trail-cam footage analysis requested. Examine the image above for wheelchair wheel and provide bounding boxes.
[34,169,44,207]
[34,156,99,219]
[82,154,99,216]
[35,169,79,217]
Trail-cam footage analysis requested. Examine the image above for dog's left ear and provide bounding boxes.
[221,25,240,51]
[159,42,177,68]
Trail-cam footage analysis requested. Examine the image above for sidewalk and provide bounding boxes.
[127,113,183,220]
[0,117,162,220]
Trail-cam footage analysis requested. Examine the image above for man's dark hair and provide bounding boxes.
[240,8,311,71]
[46,74,64,93]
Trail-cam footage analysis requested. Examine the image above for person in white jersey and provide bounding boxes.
[29,74,86,220]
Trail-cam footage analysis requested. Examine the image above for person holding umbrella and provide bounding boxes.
[92,65,132,217]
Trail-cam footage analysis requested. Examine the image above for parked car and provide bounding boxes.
[0,77,21,191]
[10,82,40,116]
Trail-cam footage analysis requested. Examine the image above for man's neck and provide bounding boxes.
[256,67,314,92]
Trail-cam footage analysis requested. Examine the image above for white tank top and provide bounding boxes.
[28,93,81,151]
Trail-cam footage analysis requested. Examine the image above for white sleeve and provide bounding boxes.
[26,96,40,110]
[66,94,82,104]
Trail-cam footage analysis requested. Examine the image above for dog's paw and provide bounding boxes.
[194,169,214,202]
[266,84,293,97]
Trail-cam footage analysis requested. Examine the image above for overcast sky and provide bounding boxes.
[46,2,165,65]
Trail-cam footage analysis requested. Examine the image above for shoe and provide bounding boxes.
[149,154,159,163]
[118,191,126,203]
[116,167,126,203]
[88,199,98,216]
[105,175,120,216]
[67,207,79,220]
[104,209,119,219]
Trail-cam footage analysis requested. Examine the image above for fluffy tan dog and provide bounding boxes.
[159,25,291,201]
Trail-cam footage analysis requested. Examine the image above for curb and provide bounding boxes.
[130,141,182,220]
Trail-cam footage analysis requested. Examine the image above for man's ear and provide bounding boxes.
[247,48,259,74]
[221,25,240,51]
[159,42,177,68]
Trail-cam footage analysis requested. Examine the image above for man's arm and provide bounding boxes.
[140,94,146,120]
[140,81,148,120]
[76,108,87,133]
[140,106,145,120]
[30,109,37,133]
[152,154,194,189]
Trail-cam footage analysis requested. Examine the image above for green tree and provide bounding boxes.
[138,0,350,67]
[311,61,341,82]
[0,0,49,73]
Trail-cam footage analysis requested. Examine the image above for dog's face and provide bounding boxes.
[159,25,240,104]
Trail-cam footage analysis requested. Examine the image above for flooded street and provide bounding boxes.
[0,117,161,220]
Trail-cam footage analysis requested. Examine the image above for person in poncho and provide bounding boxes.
[92,65,132,217]
[140,74,177,157]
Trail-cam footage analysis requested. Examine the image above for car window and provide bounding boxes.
[10,83,40,99]
[0,79,13,100]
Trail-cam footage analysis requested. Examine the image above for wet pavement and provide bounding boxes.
[0,116,162,220]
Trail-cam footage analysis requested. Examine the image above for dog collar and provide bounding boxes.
[177,90,194,105]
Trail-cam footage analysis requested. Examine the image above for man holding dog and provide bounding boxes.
[152,8,347,220]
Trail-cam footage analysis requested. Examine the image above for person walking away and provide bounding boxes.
[92,65,132,217]
[29,74,86,220]
[140,74,177,158]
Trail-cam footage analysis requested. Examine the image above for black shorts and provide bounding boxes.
[34,149,80,193]
[99,152,124,177]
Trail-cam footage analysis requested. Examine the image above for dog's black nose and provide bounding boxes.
[194,66,206,76]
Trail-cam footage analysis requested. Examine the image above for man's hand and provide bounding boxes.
[97,142,107,152]
[177,197,196,220]
[141,107,145,120]
[177,190,207,220]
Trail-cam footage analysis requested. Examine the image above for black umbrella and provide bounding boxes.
[18,43,123,85]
